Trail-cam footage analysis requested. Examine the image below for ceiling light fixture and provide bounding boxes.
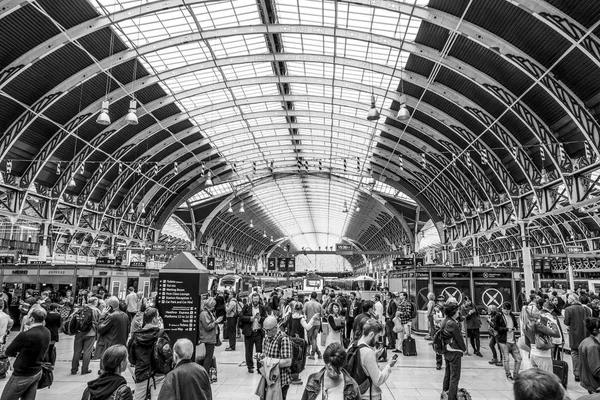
[366,12,380,122]
[239,202,245,213]
[227,203,233,213]
[355,205,361,212]
[125,100,138,125]
[97,28,116,125]
[263,231,267,238]
[69,176,76,187]
[96,100,111,125]
[270,236,273,242]
[343,200,349,213]
[249,219,254,228]
[205,170,213,186]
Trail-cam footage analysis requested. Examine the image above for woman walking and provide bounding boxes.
[198,297,223,383]
[487,305,503,366]
[462,297,482,357]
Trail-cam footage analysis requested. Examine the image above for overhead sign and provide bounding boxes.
[267,258,276,271]
[336,243,353,255]
[96,257,115,265]
[152,243,167,251]
[30,261,47,265]
[566,246,584,254]
[206,257,215,271]
[130,261,147,268]
[415,258,424,267]
[533,259,543,274]
[393,257,413,269]
[0,256,14,264]
[277,258,295,272]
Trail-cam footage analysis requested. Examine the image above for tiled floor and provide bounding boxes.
[0,334,588,400]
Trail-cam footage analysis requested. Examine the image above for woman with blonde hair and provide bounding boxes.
[198,297,223,383]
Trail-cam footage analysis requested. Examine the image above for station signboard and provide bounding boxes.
[130,261,147,268]
[267,258,276,271]
[335,243,353,255]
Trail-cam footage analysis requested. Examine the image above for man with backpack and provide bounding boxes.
[70,296,100,375]
[261,316,293,399]
[128,307,173,400]
[347,319,396,400]
[530,300,560,372]
[395,292,415,353]
[225,295,242,351]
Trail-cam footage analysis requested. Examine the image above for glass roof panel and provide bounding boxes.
[96,0,426,249]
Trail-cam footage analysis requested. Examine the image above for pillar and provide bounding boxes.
[520,222,534,294]
[472,237,480,267]
[38,223,49,262]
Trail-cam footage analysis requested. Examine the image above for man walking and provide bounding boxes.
[225,295,241,351]
[97,296,130,371]
[495,302,522,382]
[304,291,323,359]
[125,287,139,321]
[0,307,50,400]
[579,317,600,395]
[441,303,466,400]
[261,316,293,399]
[71,296,100,375]
[240,292,268,373]
[128,307,172,400]
[158,339,212,400]
[565,293,592,382]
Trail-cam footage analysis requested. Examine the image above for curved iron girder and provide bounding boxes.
[0,3,598,162]
[70,92,478,224]
[8,36,565,191]
[370,192,416,248]
[155,169,444,239]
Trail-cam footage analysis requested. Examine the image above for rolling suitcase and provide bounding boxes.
[402,336,417,356]
[553,346,568,388]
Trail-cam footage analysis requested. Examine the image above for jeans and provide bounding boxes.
[281,384,289,400]
[396,322,412,350]
[202,343,215,372]
[572,348,581,377]
[385,320,396,348]
[468,329,481,353]
[428,315,435,338]
[244,330,263,369]
[346,318,354,339]
[307,326,321,357]
[436,353,443,368]
[442,351,462,400]
[227,317,238,349]
[530,355,553,372]
[0,370,42,400]
[489,336,501,360]
[499,342,522,376]
[72,333,95,373]
[133,374,164,400]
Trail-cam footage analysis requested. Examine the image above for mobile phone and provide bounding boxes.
[392,354,399,360]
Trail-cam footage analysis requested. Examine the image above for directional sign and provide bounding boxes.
[336,243,353,255]
[267,258,276,271]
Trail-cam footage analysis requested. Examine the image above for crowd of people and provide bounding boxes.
[1,284,600,400]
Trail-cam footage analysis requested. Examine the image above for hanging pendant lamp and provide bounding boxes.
[96,100,111,125]
[125,100,138,125]
[366,94,381,121]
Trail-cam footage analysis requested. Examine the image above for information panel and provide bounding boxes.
[157,272,200,346]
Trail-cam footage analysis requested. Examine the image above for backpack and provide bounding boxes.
[346,343,372,395]
[277,334,307,374]
[534,315,558,350]
[410,302,417,319]
[37,362,54,389]
[67,307,93,335]
[442,388,472,400]
[234,301,243,317]
[151,330,174,376]
[118,300,127,313]
[432,328,445,355]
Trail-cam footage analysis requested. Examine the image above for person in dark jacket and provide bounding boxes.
[82,344,133,400]
[565,293,592,382]
[345,292,362,340]
[385,292,397,349]
[239,292,268,373]
[579,317,600,394]
[495,301,522,382]
[300,342,360,400]
[461,297,482,357]
[158,338,212,400]
[128,307,170,400]
[0,306,50,400]
[97,297,130,372]
[352,300,375,340]
[44,303,62,366]
[441,303,467,400]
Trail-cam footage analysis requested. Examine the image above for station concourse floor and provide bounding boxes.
[0,333,588,400]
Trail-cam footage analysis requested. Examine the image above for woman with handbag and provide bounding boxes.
[487,305,503,366]
[198,297,223,384]
[326,303,344,347]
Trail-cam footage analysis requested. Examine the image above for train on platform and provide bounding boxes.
[323,275,378,292]
[215,273,326,296]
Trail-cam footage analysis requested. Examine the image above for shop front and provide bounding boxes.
[431,269,472,305]
[39,267,76,298]
[93,269,111,294]
[126,270,140,295]
[110,270,128,299]
[76,268,94,293]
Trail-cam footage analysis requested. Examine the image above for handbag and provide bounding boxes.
[393,317,403,334]
[215,324,222,347]
[0,344,8,378]
[37,362,54,389]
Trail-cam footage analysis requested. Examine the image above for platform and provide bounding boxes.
[0,333,588,400]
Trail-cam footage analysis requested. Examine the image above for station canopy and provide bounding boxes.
[1,0,600,267]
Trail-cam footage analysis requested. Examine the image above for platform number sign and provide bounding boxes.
[206,257,215,270]
[267,258,276,271]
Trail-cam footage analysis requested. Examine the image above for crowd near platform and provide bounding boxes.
[0,286,599,400]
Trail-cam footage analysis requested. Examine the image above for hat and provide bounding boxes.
[437,295,445,301]
[263,316,278,330]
